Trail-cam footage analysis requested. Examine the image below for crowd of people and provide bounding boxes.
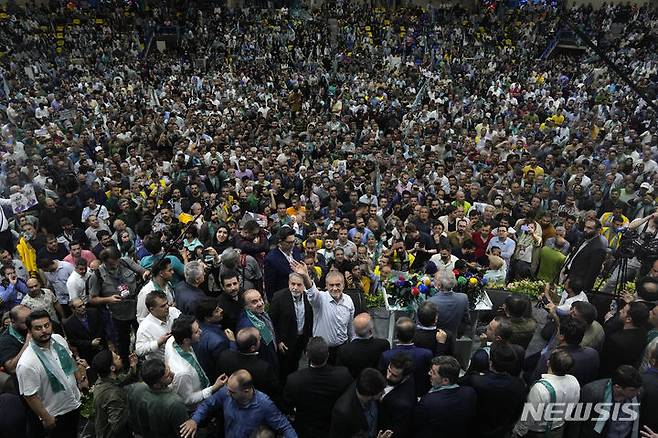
[1,0,658,437]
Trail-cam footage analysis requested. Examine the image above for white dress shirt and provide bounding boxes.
[136,280,175,323]
[135,307,181,361]
[16,334,81,417]
[164,336,213,407]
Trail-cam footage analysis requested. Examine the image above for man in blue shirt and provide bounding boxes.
[193,298,235,381]
[180,369,297,438]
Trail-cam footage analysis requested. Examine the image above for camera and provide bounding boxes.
[535,295,550,309]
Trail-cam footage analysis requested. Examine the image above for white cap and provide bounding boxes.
[640,182,653,193]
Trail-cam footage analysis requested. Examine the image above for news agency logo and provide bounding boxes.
[520,403,640,422]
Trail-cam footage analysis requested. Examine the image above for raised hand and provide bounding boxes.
[290,259,309,277]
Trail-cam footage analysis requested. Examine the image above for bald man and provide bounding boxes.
[180,369,296,438]
[336,313,390,378]
[236,289,279,369]
[0,305,31,379]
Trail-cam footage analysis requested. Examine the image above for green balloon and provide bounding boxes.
[457,276,467,285]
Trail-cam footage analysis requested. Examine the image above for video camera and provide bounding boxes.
[616,228,658,264]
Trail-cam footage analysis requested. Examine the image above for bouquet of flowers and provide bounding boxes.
[383,272,437,311]
[505,279,547,298]
[454,271,489,310]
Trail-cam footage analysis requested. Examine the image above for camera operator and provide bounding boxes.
[601,211,658,294]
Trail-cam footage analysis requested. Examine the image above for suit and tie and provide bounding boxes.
[263,247,303,300]
[236,311,279,370]
[62,307,107,363]
[561,235,608,291]
[269,288,313,380]
[337,337,390,379]
[379,344,433,396]
[380,375,417,438]
[284,364,353,438]
[216,349,281,403]
[329,383,372,438]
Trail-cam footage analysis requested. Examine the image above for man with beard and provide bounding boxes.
[560,219,607,292]
[17,310,88,438]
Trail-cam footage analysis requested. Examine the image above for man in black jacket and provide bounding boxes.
[330,368,391,438]
[462,342,527,438]
[600,301,649,377]
[560,218,607,292]
[337,313,390,378]
[414,300,454,357]
[565,365,642,438]
[216,327,281,402]
[379,352,417,438]
[641,344,658,433]
[63,298,108,363]
[529,316,600,386]
[269,273,313,382]
[284,337,352,438]
[414,356,477,438]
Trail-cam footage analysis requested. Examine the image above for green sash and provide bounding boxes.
[31,339,77,393]
[245,310,274,346]
[8,325,24,344]
[173,342,209,388]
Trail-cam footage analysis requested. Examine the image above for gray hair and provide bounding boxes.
[436,271,457,291]
[288,272,304,282]
[184,261,205,284]
[220,248,239,267]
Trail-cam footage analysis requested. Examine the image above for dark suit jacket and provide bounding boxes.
[268,288,313,348]
[62,308,106,362]
[216,349,280,401]
[380,376,417,438]
[530,344,599,386]
[337,337,390,379]
[414,386,477,438]
[263,247,303,299]
[414,327,455,357]
[563,235,608,291]
[379,344,433,396]
[236,311,279,370]
[284,365,353,438]
[330,383,369,438]
[216,292,241,333]
[599,327,647,377]
[641,368,658,432]
[564,378,639,438]
[461,371,527,438]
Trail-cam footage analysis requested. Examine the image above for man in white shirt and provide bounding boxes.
[290,260,355,364]
[16,309,87,438]
[164,314,225,407]
[135,290,181,362]
[429,246,459,277]
[514,349,581,436]
[81,196,110,224]
[136,258,175,323]
[66,258,94,303]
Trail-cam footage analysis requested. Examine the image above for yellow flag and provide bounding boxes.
[178,213,194,224]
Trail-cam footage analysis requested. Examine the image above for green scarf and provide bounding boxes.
[245,310,274,346]
[8,325,25,344]
[31,339,77,393]
[173,342,209,388]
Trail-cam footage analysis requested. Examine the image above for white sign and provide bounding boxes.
[10,185,38,213]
